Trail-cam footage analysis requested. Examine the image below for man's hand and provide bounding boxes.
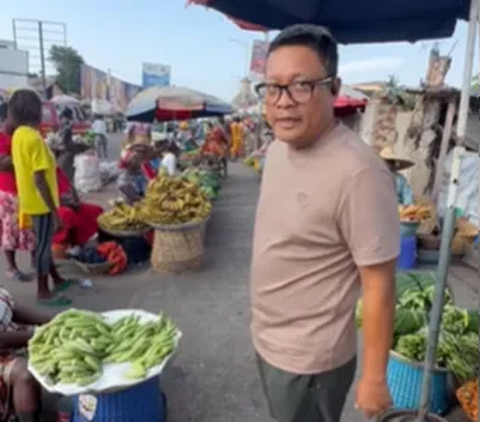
[355,378,392,419]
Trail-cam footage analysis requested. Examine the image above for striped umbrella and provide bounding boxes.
[126,86,233,122]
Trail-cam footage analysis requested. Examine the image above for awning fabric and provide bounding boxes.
[189,0,470,43]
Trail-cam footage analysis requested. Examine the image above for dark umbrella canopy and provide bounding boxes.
[190,0,470,43]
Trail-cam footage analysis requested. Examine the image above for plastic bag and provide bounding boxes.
[74,153,101,193]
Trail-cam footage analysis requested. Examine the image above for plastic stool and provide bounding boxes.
[397,236,417,270]
[73,377,166,422]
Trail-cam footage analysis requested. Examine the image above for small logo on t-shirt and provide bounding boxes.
[297,192,308,206]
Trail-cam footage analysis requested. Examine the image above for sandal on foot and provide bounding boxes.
[54,279,76,292]
[6,270,33,282]
[37,294,72,307]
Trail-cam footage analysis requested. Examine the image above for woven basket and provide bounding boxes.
[150,219,208,274]
[387,351,451,415]
[73,259,113,275]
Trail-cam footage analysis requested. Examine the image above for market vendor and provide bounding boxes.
[0,287,62,422]
[117,150,154,204]
[54,108,90,183]
[52,168,104,259]
[380,147,415,206]
[176,121,198,152]
[202,121,229,178]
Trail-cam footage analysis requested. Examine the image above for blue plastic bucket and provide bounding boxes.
[387,352,451,415]
[73,377,166,422]
[397,236,417,270]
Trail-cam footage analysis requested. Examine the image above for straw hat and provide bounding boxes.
[379,147,415,171]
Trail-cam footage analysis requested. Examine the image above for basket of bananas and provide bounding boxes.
[98,202,151,238]
[139,173,212,273]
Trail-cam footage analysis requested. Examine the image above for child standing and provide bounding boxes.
[8,89,72,307]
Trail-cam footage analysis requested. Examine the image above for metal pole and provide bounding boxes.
[416,0,478,420]
[38,21,48,99]
[457,0,478,142]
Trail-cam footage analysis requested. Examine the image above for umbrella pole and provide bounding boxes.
[416,1,478,420]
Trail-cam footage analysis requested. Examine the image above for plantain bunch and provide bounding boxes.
[138,172,212,225]
[98,202,149,232]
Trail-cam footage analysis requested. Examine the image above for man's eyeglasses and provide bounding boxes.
[255,77,334,105]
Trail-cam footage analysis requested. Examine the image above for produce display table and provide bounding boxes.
[73,377,166,422]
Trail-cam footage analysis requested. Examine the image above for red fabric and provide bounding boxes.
[53,203,104,246]
[119,150,156,180]
[141,162,156,180]
[155,109,194,122]
[0,133,16,194]
[334,96,368,109]
[56,168,72,196]
[201,128,228,158]
[97,242,128,276]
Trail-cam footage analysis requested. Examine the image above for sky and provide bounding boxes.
[0,0,478,101]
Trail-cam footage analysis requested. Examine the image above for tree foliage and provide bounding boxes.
[49,45,85,94]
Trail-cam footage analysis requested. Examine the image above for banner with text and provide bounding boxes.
[80,64,141,112]
[142,63,171,88]
[249,40,269,82]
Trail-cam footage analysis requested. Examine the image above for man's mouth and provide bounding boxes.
[275,117,301,129]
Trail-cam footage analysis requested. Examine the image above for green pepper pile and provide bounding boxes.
[182,168,221,200]
[29,309,179,387]
[357,272,479,382]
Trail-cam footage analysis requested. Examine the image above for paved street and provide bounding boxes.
[2,160,477,422]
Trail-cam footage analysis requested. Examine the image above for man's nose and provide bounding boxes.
[275,89,296,108]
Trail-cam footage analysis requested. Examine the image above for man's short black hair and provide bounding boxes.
[8,89,42,128]
[268,24,339,77]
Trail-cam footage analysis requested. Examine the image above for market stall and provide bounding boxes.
[356,271,478,414]
[191,1,478,421]
[91,170,214,274]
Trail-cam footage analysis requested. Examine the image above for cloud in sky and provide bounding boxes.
[339,56,405,76]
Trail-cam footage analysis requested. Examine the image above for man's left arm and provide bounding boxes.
[338,165,400,419]
[357,259,396,417]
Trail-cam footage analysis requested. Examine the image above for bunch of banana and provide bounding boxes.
[98,202,148,232]
[28,309,180,387]
[139,172,212,225]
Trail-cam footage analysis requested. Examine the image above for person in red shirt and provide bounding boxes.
[52,170,104,259]
[0,103,35,281]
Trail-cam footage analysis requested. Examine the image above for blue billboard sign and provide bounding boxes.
[142,63,171,88]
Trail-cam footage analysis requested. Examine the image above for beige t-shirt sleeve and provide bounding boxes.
[338,166,400,267]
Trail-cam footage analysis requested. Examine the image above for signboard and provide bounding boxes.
[249,40,269,82]
[81,64,141,112]
[142,63,171,88]
[0,48,28,90]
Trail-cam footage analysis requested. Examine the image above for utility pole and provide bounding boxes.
[38,21,47,98]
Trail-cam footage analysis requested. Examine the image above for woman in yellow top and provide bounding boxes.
[230,117,245,160]
[8,89,72,307]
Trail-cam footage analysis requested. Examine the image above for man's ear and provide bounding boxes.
[332,77,342,97]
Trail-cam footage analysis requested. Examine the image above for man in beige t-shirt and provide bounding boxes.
[252,25,400,422]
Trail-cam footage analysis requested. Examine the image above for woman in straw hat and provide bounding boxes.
[379,147,415,205]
